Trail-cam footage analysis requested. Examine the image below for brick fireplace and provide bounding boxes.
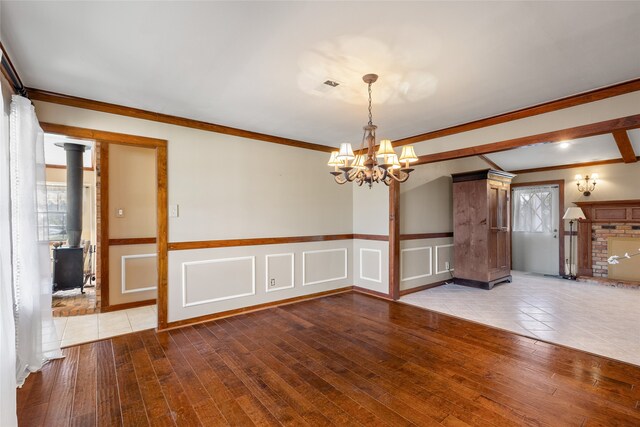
[576,200,640,281]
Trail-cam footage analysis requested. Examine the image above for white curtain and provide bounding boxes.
[512,186,554,233]
[0,52,18,427]
[9,95,62,388]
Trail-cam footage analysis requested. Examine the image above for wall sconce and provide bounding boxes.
[575,173,598,196]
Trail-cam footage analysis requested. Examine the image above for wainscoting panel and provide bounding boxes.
[121,253,157,294]
[401,246,432,282]
[266,253,295,292]
[353,239,388,295]
[302,248,348,286]
[359,248,382,283]
[167,240,353,323]
[435,244,455,275]
[182,256,256,307]
[108,244,158,306]
[399,237,454,292]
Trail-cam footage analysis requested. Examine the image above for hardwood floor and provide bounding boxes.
[17,292,640,426]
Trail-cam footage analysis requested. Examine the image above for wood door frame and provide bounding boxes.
[39,123,168,327]
[509,180,565,275]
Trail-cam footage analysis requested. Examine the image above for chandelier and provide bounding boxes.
[327,74,418,188]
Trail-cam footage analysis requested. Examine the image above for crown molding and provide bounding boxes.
[0,41,27,96]
[27,87,335,153]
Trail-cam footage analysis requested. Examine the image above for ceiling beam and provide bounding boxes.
[391,78,640,148]
[509,157,637,175]
[478,155,503,171]
[414,114,640,166]
[27,88,335,153]
[612,130,637,163]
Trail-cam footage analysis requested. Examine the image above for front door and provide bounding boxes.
[511,185,560,275]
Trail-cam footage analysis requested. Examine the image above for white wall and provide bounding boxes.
[33,100,354,322]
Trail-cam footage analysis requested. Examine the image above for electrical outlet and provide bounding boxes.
[115,208,125,218]
[270,279,276,287]
[445,261,450,270]
[169,205,179,218]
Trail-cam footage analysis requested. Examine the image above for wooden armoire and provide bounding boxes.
[451,169,516,289]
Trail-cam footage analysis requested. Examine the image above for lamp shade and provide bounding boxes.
[337,143,355,160]
[390,154,401,169]
[327,151,342,166]
[563,207,585,220]
[399,145,418,163]
[376,139,395,157]
[352,154,365,170]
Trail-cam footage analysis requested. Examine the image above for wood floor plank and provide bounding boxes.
[16,292,640,427]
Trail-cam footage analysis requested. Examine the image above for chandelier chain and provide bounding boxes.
[367,82,373,126]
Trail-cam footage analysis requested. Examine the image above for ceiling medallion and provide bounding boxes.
[327,74,417,188]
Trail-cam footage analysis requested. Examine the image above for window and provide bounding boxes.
[39,184,67,241]
[512,187,554,233]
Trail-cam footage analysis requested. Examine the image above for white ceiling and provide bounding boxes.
[2,2,640,147]
[484,133,627,171]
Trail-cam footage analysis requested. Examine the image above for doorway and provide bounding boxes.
[511,181,564,276]
[41,122,168,346]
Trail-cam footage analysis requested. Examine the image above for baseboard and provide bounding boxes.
[399,280,448,296]
[352,286,394,301]
[160,287,353,331]
[100,298,156,313]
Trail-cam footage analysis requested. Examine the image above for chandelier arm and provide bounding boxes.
[334,175,348,185]
[386,170,410,183]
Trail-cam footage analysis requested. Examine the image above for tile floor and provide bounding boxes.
[401,271,640,366]
[52,305,157,348]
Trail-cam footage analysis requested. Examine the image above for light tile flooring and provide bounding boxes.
[401,271,640,366]
[52,305,157,348]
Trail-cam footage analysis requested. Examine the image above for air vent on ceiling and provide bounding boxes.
[324,80,340,87]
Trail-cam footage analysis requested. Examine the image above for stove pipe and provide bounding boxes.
[63,143,86,248]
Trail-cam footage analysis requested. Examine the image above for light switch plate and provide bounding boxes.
[169,205,179,218]
[115,208,125,218]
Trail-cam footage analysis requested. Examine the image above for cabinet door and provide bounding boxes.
[489,182,510,278]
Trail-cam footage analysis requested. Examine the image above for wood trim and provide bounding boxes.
[45,164,95,172]
[414,114,640,166]
[510,158,628,175]
[511,180,565,275]
[29,88,335,153]
[40,122,166,148]
[352,234,389,241]
[108,237,157,246]
[99,141,110,308]
[156,144,169,330]
[51,123,169,322]
[161,287,352,331]
[392,78,640,147]
[478,155,504,171]
[0,40,26,96]
[398,280,448,296]
[400,232,453,240]
[389,180,400,301]
[100,298,156,313]
[612,130,638,163]
[168,234,355,251]
[352,286,393,301]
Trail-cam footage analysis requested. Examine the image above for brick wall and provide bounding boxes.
[591,223,640,277]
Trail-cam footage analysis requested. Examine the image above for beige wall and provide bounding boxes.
[108,144,157,238]
[33,100,354,321]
